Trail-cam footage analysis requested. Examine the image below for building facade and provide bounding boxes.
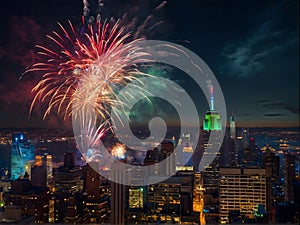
[219,167,267,223]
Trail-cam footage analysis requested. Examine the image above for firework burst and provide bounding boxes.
[28,18,151,123]
[27,16,155,164]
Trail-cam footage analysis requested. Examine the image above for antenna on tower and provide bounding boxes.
[207,80,214,111]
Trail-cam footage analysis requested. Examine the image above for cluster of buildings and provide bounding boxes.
[0,88,299,224]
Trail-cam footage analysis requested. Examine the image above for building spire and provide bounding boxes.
[207,81,214,111]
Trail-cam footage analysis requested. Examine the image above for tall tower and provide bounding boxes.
[110,161,130,225]
[199,83,223,225]
[229,115,236,139]
[203,84,222,131]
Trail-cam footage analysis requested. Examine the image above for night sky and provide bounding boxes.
[0,0,299,128]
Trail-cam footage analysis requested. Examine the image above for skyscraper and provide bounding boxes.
[198,83,223,224]
[201,83,222,193]
[10,133,34,180]
[229,115,236,139]
[82,163,110,223]
[52,152,83,223]
[219,167,267,223]
[31,153,53,188]
[146,174,196,224]
[284,155,295,203]
[110,161,130,225]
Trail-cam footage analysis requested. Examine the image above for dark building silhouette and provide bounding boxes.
[82,163,110,223]
[262,147,280,222]
[3,179,49,223]
[284,155,295,203]
[52,152,83,223]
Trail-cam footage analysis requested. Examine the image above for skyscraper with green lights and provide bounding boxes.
[203,110,222,131]
[203,82,222,131]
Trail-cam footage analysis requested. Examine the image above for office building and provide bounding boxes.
[284,155,295,203]
[219,167,267,223]
[52,152,83,223]
[2,179,50,223]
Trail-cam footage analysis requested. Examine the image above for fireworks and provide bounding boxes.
[27,0,171,167]
[27,14,155,165]
[28,19,150,121]
[111,143,126,159]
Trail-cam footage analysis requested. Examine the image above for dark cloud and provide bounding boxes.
[251,99,273,104]
[220,0,298,78]
[0,16,45,124]
[264,113,286,117]
[235,113,256,117]
[261,102,300,115]
[83,0,173,40]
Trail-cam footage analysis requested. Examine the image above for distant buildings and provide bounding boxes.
[0,120,298,225]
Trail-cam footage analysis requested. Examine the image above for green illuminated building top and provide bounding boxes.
[203,110,222,131]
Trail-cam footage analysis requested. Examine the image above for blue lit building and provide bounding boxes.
[11,133,35,180]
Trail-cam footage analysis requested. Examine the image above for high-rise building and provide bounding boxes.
[31,153,53,188]
[222,136,237,167]
[158,140,176,176]
[262,147,280,222]
[52,152,83,223]
[201,83,223,195]
[110,161,130,225]
[284,155,295,203]
[197,84,223,224]
[2,179,50,223]
[82,163,110,223]
[229,115,236,139]
[219,167,267,223]
[193,172,205,225]
[146,174,196,224]
[10,133,34,180]
[241,128,250,149]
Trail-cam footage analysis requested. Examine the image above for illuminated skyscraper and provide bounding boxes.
[203,83,222,131]
[10,133,34,180]
[201,83,222,192]
[146,174,195,224]
[176,133,194,171]
[199,83,223,223]
[229,115,236,139]
[31,153,53,188]
[82,163,110,223]
[219,167,267,223]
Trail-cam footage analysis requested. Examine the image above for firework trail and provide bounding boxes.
[82,0,90,17]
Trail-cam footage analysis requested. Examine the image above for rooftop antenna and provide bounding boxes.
[207,81,214,111]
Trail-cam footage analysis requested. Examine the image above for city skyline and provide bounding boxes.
[0,0,299,129]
